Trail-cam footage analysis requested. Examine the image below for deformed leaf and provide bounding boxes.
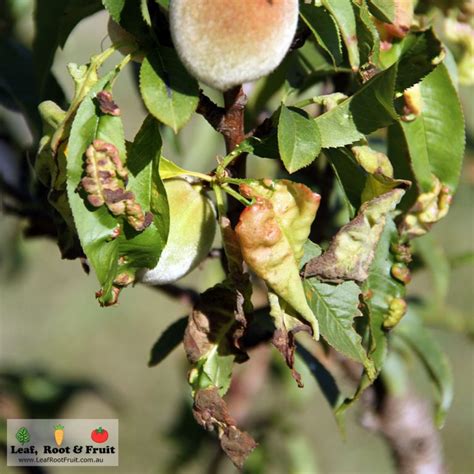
[82,140,152,232]
[184,283,249,396]
[335,220,405,417]
[193,387,257,469]
[304,189,405,282]
[305,280,375,378]
[236,180,321,338]
[399,176,452,238]
[268,292,312,387]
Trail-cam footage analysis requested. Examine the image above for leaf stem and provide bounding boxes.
[221,184,252,206]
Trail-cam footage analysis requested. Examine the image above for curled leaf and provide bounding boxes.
[184,283,249,396]
[304,189,405,282]
[96,90,121,116]
[82,140,152,232]
[236,180,321,338]
[269,292,311,388]
[399,176,452,238]
[193,387,257,469]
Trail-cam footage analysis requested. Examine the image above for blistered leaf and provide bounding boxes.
[184,284,248,396]
[193,387,257,469]
[399,176,452,238]
[236,180,321,338]
[82,140,152,231]
[304,189,405,282]
[305,280,375,378]
[67,73,124,303]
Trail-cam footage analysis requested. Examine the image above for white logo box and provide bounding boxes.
[7,419,119,466]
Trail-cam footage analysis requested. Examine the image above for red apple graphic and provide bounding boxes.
[91,427,108,444]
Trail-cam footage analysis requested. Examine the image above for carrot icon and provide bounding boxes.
[54,425,64,446]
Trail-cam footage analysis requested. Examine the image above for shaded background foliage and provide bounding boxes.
[0,0,473,473]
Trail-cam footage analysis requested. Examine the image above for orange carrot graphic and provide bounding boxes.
[54,425,64,446]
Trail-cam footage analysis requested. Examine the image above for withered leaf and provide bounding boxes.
[184,283,249,395]
[193,387,257,470]
[269,292,312,387]
[96,90,121,116]
[236,180,321,339]
[82,140,152,232]
[304,189,405,282]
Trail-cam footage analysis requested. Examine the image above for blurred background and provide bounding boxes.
[1,5,473,474]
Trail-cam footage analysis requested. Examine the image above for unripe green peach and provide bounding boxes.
[139,178,216,285]
[169,0,299,91]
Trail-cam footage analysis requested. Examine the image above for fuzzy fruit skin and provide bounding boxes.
[139,179,216,285]
[169,0,299,91]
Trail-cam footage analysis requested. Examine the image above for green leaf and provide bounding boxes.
[335,219,404,417]
[148,316,188,367]
[140,46,199,132]
[34,0,103,93]
[396,309,454,428]
[58,0,104,47]
[299,4,343,67]
[296,342,344,410]
[367,0,395,23]
[119,114,169,271]
[278,106,321,173]
[16,427,30,445]
[305,280,374,378]
[414,234,450,307]
[102,0,125,22]
[363,219,405,369]
[354,0,380,67]
[322,0,359,70]
[316,30,442,149]
[0,37,65,136]
[399,64,465,193]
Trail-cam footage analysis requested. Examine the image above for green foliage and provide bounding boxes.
[3,0,469,469]
[140,47,199,133]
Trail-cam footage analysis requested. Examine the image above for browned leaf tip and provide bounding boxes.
[272,324,311,388]
[193,387,257,469]
[183,284,248,365]
[96,90,121,116]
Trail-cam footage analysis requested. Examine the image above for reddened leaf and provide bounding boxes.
[235,180,321,338]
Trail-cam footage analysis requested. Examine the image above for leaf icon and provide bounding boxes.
[16,427,30,445]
